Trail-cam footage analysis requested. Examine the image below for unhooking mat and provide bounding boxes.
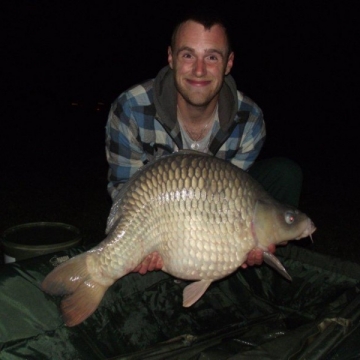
[0,244,359,360]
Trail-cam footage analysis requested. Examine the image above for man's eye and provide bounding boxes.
[182,53,192,59]
[206,55,219,62]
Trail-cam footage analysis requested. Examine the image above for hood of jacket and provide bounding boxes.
[153,66,239,133]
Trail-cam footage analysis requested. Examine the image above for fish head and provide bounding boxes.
[252,199,316,248]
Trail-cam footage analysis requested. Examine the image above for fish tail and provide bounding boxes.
[41,253,108,327]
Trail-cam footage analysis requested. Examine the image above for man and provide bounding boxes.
[105,13,302,273]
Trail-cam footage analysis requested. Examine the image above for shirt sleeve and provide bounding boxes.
[230,106,266,171]
[105,94,145,200]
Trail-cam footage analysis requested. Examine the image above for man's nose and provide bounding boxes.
[193,59,206,77]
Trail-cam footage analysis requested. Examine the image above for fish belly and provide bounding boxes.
[153,213,255,281]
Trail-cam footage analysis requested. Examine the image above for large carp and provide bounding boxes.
[42,151,315,327]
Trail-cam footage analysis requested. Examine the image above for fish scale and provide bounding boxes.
[42,150,316,327]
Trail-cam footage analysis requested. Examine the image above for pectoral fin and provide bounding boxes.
[183,280,212,307]
[263,251,292,281]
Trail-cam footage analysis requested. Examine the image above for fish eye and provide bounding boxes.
[285,211,296,224]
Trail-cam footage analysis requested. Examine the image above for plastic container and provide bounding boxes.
[1,222,81,263]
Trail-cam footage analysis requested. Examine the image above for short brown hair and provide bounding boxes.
[170,12,233,57]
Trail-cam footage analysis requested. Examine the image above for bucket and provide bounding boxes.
[1,222,82,263]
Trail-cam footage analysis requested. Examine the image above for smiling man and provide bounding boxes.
[105,12,302,273]
[168,19,234,153]
[170,19,234,107]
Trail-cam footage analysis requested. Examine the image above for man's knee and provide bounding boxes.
[249,157,303,207]
[271,157,303,184]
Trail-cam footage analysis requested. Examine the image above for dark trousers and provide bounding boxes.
[248,157,303,208]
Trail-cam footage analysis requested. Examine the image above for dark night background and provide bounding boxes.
[1,1,359,263]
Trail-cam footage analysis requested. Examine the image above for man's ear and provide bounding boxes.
[168,46,174,69]
[225,51,234,75]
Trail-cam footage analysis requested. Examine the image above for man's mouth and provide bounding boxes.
[186,79,211,87]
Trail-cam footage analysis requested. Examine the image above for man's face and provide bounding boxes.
[168,20,234,107]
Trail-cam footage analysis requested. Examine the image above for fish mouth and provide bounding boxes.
[295,218,316,241]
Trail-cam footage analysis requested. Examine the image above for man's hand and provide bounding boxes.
[241,241,289,269]
[132,252,163,274]
[241,244,276,269]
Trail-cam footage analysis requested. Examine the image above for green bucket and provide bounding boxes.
[1,222,82,263]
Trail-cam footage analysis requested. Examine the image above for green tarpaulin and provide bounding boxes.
[1,244,359,359]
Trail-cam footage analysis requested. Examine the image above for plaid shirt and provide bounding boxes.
[106,66,266,200]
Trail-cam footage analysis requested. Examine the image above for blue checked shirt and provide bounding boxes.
[105,66,266,200]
